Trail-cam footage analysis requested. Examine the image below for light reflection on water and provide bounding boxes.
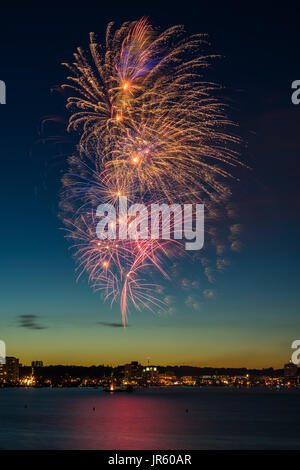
[0,387,300,449]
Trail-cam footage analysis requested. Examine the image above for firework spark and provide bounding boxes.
[60,18,242,326]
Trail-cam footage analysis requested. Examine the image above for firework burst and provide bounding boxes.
[60,18,242,326]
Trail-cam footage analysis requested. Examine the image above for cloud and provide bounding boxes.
[185,295,200,311]
[181,278,190,289]
[181,278,200,290]
[203,289,215,299]
[191,280,200,289]
[228,224,243,252]
[170,262,181,276]
[216,257,230,272]
[158,306,176,316]
[230,240,242,252]
[204,266,215,283]
[216,244,226,255]
[155,285,165,294]
[164,295,176,305]
[229,224,243,236]
[157,301,176,316]
[226,203,238,219]
[200,257,215,283]
[17,315,48,330]
[97,321,128,328]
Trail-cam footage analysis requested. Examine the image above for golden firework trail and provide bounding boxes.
[60,17,242,326]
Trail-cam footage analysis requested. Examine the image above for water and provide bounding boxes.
[0,387,299,449]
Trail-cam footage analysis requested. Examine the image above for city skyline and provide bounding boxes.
[1,357,299,390]
[3,356,296,370]
[2,348,296,369]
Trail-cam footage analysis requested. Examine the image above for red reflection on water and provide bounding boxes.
[72,392,189,449]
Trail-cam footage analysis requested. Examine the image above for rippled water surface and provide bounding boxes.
[0,387,300,449]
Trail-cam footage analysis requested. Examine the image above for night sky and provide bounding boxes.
[0,4,299,367]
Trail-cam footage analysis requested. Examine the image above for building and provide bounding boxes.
[0,364,6,383]
[31,361,43,368]
[165,370,176,379]
[124,361,143,380]
[6,356,19,383]
[158,371,177,385]
[284,362,298,378]
[181,376,196,386]
[142,365,159,381]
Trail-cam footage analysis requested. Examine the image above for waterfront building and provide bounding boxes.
[31,361,43,368]
[6,356,19,383]
[124,361,143,380]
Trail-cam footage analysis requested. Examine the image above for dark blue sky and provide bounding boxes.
[0,4,300,366]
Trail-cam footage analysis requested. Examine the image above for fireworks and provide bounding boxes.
[60,18,242,326]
